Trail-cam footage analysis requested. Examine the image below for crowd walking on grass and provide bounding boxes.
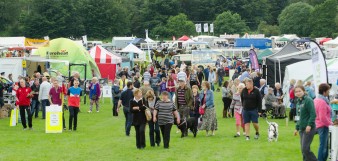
[1,57,337,160]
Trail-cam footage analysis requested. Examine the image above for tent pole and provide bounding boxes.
[278,59,282,84]
[274,60,276,85]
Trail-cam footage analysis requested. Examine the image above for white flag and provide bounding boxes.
[210,24,214,33]
[195,24,199,33]
[145,29,149,38]
[204,23,208,32]
[82,35,87,45]
[195,24,202,33]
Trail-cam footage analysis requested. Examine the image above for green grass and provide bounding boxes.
[0,85,320,161]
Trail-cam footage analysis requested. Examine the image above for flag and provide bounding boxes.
[195,24,199,33]
[204,23,208,32]
[210,24,214,33]
[82,35,87,45]
[249,49,259,70]
[145,29,149,39]
[195,24,202,33]
[310,41,328,97]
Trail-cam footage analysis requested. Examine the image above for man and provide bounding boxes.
[241,78,262,141]
[265,88,285,118]
[259,79,268,98]
[119,75,128,91]
[203,66,210,81]
[48,79,66,130]
[217,65,226,88]
[69,71,81,87]
[35,72,42,84]
[143,69,151,82]
[174,78,193,121]
[239,68,250,82]
[177,68,187,83]
[30,79,40,118]
[149,71,161,97]
[38,77,52,119]
[197,68,204,89]
[115,66,123,79]
[118,82,134,136]
[139,81,153,97]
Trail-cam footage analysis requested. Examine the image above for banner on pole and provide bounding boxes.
[310,41,328,96]
[249,49,259,70]
[82,35,88,45]
[195,24,201,33]
[45,105,63,133]
[204,23,208,33]
[210,24,214,33]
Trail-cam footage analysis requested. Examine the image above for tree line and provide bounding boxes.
[0,0,337,40]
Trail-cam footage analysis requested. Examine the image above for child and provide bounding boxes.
[159,77,167,94]
[230,83,245,137]
[67,79,82,131]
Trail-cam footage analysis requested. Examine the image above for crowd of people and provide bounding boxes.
[0,56,337,160]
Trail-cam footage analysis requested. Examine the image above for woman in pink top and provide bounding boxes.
[314,83,332,161]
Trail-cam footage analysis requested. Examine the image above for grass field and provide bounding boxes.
[0,85,320,161]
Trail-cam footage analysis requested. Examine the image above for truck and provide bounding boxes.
[234,38,272,49]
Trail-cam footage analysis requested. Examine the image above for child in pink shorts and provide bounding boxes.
[230,83,245,137]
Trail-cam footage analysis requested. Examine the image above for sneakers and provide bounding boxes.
[246,136,250,141]
[234,132,240,137]
[254,132,260,140]
[88,110,92,113]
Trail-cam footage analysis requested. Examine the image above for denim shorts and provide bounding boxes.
[243,109,259,124]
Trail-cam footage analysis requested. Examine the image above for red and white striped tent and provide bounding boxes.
[89,45,122,81]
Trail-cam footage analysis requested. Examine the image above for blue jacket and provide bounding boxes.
[199,90,214,108]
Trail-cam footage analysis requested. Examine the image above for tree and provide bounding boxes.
[166,13,196,37]
[213,11,249,35]
[278,2,314,36]
[309,0,338,37]
[0,0,21,35]
[257,21,281,37]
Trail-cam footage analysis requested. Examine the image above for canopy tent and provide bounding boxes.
[263,43,306,86]
[178,35,190,41]
[258,49,273,63]
[282,58,338,107]
[145,37,155,43]
[33,38,100,79]
[89,45,122,81]
[121,43,146,62]
[324,37,338,48]
[130,38,146,47]
[320,38,332,45]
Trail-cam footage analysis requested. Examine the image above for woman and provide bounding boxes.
[222,81,232,118]
[130,89,147,149]
[166,75,176,101]
[253,72,262,88]
[191,85,200,119]
[144,90,161,147]
[153,91,180,149]
[305,81,316,99]
[208,68,216,91]
[199,81,217,136]
[314,83,332,161]
[88,77,100,113]
[293,85,317,161]
[189,69,199,88]
[230,83,246,137]
[16,79,33,130]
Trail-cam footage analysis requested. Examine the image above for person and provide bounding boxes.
[153,91,180,149]
[197,68,204,88]
[253,72,262,88]
[305,81,316,99]
[0,78,4,108]
[232,69,240,81]
[130,89,147,149]
[118,82,134,136]
[241,78,261,140]
[314,83,332,161]
[39,77,52,119]
[30,79,40,118]
[16,79,33,130]
[222,81,232,118]
[273,82,283,98]
[112,80,120,116]
[230,83,246,137]
[289,79,296,121]
[171,69,177,82]
[143,69,151,82]
[191,85,200,120]
[208,68,216,91]
[133,76,141,89]
[177,68,187,83]
[259,79,268,98]
[69,71,81,87]
[199,81,217,136]
[159,77,167,94]
[149,71,161,97]
[265,88,286,118]
[174,78,193,121]
[203,66,210,81]
[166,75,176,100]
[217,65,226,89]
[189,69,199,88]
[239,69,250,82]
[48,79,66,130]
[293,85,317,161]
[67,79,82,131]
[119,75,128,91]
[140,81,152,97]
[144,90,161,147]
[88,77,100,113]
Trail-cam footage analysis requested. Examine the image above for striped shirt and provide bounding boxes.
[177,88,186,105]
[155,100,177,126]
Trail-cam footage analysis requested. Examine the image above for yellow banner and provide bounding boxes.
[9,108,18,126]
[25,38,49,47]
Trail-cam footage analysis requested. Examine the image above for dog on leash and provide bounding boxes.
[176,117,198,138]
[266,118,279,142]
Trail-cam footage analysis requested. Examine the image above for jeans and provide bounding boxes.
[317,127,329,161]
[210,83,215,91]
[169,92,175,101]
[148,120,161,146]
[218,76,223,87]
[31,99,40,118]
[41,99,50,119]
[123,107,133,136]
[299,128,317,161]
[160,123,173,148]
[112,98,119,116]
[134,123,146,149]
[69,106,79,130]
[19,106,32,128]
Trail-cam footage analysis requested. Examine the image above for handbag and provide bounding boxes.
[199,93,207,115]
[143,100,152,121]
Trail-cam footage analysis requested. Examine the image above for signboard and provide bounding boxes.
[22,60,26,68]
[45,105,62,133]
[102,86,112,98]
[9,108,18,126]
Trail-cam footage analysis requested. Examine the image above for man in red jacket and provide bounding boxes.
[16,79,33,130]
